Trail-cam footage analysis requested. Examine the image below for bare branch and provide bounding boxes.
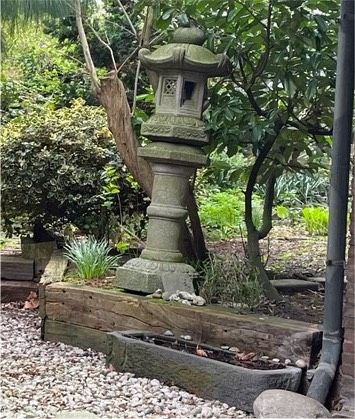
[116,0,137,38]
[117,47,139,73]
[86,21,118,72]
[131,60,141,115]
[74,0,100,93]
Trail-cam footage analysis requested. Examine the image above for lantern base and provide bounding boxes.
[114,257,196,295]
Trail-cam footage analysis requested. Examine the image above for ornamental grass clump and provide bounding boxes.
[64,237,120,279]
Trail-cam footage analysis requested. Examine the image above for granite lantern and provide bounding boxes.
[115,25,231,294]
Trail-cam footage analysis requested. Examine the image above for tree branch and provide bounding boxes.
[74,0,100,93]
[249,0,273,86]
[115,0,137,38]
[257,174,277,239]
[245,118,284,234]
[86,21,118,72]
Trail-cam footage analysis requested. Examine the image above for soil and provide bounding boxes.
[2,225,328,324]
[132,334,285,370]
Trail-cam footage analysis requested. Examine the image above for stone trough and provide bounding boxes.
[107,331,302,413]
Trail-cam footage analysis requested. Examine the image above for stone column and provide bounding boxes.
[141,163,193,263]
[114,142,206,294]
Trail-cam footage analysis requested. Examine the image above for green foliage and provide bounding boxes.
[275,205,290,220]
[198,151,249,190]
[198,190,245,239]
[272,172,329,207]
[198,189,263,240]
[1,100,144,237]
[64,237,120,279]
[1,26,95,122]
[302,207,329,236]
[198,254,262,309]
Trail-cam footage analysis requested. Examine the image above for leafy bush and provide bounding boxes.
[1,26,95,122]
[198,189,263,240]
[1,100,145,238]
[198,254,262,309]
[302,207,329,236]
[64,237,120,279]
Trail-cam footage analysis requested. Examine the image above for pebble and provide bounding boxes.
[180,335,192,341]
[284,358,292,365]
[163,330,174,337]
[296,359,307,368]
[1,303,249,418]
[221,345,230,350]
[271,358,280,363]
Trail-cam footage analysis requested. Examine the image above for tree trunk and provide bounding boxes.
[99,73,153,196]
[246,229,280,300]
[244,121,284,300]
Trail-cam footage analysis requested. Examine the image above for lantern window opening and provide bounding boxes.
[163,78,177,96]
[181,80,197,105]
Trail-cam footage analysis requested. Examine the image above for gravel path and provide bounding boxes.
[1,303,249,418]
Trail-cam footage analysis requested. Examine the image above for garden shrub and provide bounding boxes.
[302,206,329,236]
[1,26,95,122]
[198,254,262,309]
[1,99,145,239]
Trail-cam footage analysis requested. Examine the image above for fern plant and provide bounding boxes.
[64,237,120,279]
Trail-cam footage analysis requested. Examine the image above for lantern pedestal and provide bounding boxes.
[114,142,207,294]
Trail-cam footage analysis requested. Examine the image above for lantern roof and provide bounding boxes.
[138,26,231,77]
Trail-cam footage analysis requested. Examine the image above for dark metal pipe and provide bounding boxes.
[307,0,354,404]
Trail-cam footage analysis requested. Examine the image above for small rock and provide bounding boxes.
[152,289,163,298]
[178,291,194,301]
[271,358,280,363]
[260,356,269,361]
[192,296,206,306]
[201,406,213,418]
[295,359,307,368]
[181,335,192,341]
[229,347,240,353]
[253,389,331,418]
[164,330,174,337]
[221,345,230,351]
[284,359,292,365]
[181,299,192,305]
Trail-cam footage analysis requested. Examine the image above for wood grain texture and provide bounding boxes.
[1,256,34,281]
[44,283,320,362]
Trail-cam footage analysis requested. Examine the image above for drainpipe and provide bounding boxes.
[307,0,354,405]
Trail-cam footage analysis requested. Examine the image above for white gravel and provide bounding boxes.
[0,303,250,418]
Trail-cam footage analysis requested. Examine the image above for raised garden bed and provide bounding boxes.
[107,330,302,412]
[41,282,321,365]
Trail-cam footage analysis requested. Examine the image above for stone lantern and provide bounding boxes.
[114,25,231,295]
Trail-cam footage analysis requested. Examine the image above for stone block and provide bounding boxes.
[115,258,195,294]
